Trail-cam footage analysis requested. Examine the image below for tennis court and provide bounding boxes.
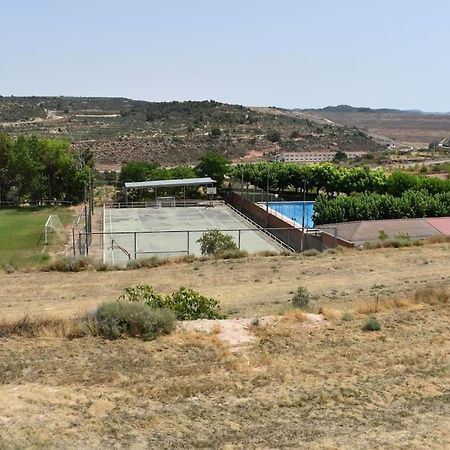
[101,204,283,264]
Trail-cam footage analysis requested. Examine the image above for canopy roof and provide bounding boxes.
[125,177,216,189]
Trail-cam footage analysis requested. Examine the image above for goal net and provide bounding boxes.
[156,196,176,207]
[44,214,65,245]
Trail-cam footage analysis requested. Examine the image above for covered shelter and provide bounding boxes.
[124,177,216,205]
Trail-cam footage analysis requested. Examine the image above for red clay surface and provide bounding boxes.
[425,217,450,235]
[319,217,450,244]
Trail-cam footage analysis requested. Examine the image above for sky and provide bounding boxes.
[2,0,450,111]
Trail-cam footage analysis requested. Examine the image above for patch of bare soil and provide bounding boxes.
[179,313,324,346]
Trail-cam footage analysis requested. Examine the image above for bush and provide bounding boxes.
[197,229,238,256]
[46,256,93,272]
[266,130,281,142]
[217,249,248,259]
[362,317,381,332]
[119,285,165,305]
[119,285,225,320]
[164,287,225,320]
[302,249,320,257]
[291,286,311,309]
[90,302,176,340]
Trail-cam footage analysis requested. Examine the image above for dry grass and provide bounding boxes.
[319,306,342,320]
[281,309,308,322]
[3,242,450,321]
[0,300,448,448]
[414,286,450,305]
[356,296,419,314]
[357,287,450,314]
[0,315,82,338]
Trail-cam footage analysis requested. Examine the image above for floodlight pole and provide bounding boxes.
[301,180,306,252]
[266,170,270,228]
[84,182,89,256]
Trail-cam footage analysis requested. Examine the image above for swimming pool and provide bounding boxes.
[266,201,315,228]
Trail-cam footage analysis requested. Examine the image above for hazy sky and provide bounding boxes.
[2,0,450,111]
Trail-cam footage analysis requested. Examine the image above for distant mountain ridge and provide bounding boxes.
[297,104,450,115]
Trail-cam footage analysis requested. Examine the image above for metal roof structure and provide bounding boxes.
[124,177,216,189]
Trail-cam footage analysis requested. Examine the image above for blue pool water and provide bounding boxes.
[267,201,315,228]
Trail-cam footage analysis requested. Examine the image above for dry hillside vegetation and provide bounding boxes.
[0,289,449,448]
[306,109,450,148]
[2,243,450,320]
[0,97,382,168]
[1,245,450,447]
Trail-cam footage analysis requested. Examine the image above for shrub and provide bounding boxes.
[1,262,16,274]
[139,256,167,268]
[119,285,225,320]
[126,259,142,270]
[216,249,248,259]
[91,302,176,340]
[291,286,311,309]
[119,285,165,306]
[46,256,93,272]
[302,249,320,257]
[197,229,238,256]
[378,230,388,241]
[266,130,281,142]
[341,312,353,321]
[362,317,381,332]
[165,287,226,320]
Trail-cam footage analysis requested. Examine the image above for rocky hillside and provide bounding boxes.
[0,97,384,169]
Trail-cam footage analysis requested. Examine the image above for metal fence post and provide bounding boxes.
[72,228,76,256]
[238,230,241,249]
[187,231,190,255]
[134,232,137,259]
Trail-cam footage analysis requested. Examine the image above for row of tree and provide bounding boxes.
[313,190,450,225]
[0,134,93,204]
[230,162,450,197]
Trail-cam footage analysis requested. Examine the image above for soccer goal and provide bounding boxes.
[44,214,64,245]
[156,196,176,207]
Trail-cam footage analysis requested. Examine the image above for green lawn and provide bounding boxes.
[0,207,74,268]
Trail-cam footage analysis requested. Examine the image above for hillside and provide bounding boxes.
[0,246,449,448]
[300,105,450,148]
[0,97,383,169]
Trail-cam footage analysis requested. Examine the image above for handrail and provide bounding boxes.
[225,203,295,252]
[111,239,131,260]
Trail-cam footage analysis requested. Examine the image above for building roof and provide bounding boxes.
[125,177,216,189]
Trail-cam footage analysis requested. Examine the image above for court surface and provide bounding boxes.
[102,205,282,264]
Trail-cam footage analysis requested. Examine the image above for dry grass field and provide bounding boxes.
[1,245,450,448]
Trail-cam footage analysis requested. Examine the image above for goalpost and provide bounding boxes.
[156,196,176,207]
[44,214,64,245]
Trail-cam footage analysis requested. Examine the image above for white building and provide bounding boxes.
[273,151,366,163]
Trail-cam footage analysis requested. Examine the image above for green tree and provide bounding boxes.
[197,229,237,255]
[195,150,229,186]
[266,130,281,142]
[333,150,348,162]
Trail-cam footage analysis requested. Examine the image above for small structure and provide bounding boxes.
[124,177,216,204]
